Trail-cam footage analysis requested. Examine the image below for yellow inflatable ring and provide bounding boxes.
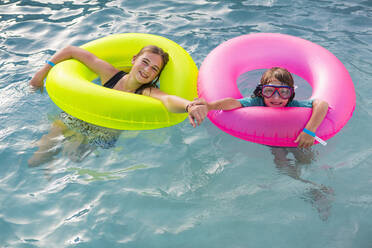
[45,33,198,130]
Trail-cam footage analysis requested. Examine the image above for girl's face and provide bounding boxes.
[131,51,163,84]
[262,81,290,107]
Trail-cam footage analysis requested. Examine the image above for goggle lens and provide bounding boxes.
[262,85,293,99]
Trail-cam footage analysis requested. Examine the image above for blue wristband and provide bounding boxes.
[303,128,327,146]
[45,60,55,67]
[303,128,315,137]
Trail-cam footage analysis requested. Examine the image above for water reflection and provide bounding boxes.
[271,147,334,221]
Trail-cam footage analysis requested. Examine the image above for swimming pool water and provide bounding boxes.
[1,0,372,247]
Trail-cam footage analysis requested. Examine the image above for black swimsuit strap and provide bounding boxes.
[103,70,154,95]
[103,71,126,89]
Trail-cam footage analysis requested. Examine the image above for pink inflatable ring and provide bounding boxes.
[197,33,355,147]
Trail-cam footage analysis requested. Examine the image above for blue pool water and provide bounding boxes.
[1,0,372,247]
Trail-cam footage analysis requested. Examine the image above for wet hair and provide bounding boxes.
[252,67,295,103]
[134,45,170,94]
[136,45,169,68]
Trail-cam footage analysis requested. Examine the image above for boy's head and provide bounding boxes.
[260,67,294,87]
[253,67,295,107]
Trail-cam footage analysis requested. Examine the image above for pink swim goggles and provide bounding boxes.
[261,85,294,99]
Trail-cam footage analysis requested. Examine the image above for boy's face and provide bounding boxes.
[262,81,290,107]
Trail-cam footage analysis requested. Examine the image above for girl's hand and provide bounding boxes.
[294,131,315,148]
[29,70,46,88]
[187,101,209,127]
[29,65,52,92]
[188,98,213,112]
[188,97,207,107]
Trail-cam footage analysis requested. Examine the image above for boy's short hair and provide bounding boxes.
[260,67,294,87]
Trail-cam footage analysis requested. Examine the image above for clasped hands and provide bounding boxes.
[187,98,209,128]
[188,98,316,149]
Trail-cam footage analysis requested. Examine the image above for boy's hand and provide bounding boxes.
[294,132,315,148]
[189,98,208,107]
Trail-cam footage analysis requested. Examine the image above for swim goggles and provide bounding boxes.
[261,85,294,99]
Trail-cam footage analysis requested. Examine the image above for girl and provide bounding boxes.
[29,45,208,166]
[192,67,329,148]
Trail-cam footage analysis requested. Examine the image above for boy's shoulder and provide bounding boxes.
[287,99,313,108]
[237,97,313,108]
[237,97,264,107]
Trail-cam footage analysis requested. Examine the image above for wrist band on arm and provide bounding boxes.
[303,128,327,146]
[185,103,191,113]
[45,60,55,67]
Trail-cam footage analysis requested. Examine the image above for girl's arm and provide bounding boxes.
[30,46,118,88]
[295,99,329,148]
[144,87,209,127]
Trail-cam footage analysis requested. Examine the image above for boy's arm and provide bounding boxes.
[295,99,329,148]
[206,98,242,111]
[183,97,242,127]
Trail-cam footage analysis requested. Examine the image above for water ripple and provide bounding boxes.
[0,0,371,247]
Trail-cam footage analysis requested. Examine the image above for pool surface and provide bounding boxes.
[1,0,371,247]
